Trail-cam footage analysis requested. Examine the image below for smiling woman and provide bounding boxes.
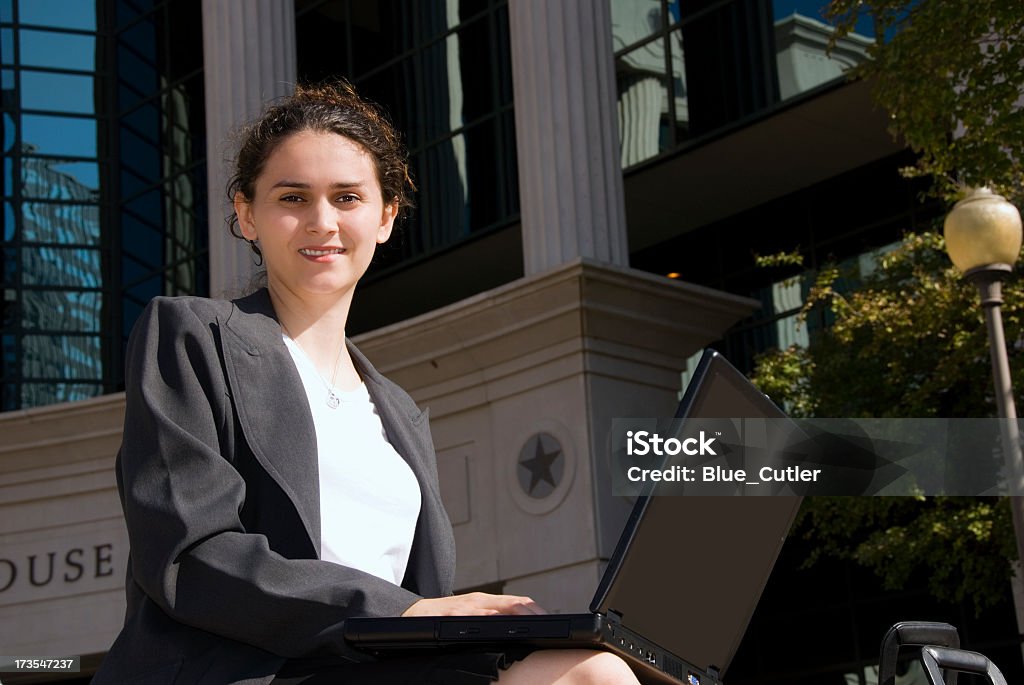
[233,130,397,350]
[92,81,640,685]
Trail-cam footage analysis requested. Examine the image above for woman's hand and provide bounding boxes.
[401,592,546,617]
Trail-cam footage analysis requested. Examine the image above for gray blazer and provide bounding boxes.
[92,290,456,685]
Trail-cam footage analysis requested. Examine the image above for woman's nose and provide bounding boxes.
[306,198,339,234]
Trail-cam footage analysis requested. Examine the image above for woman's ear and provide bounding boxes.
[377,198,399,244]
[234,192,257,240]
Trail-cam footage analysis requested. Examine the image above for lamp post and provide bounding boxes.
[943,186,1024,567]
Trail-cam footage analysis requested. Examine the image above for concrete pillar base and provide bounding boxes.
[0,394,127,661]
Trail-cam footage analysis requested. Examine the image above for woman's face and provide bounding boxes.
[234,129,397,302]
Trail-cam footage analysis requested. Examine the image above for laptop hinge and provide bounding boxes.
[607,608,624,625]
[708,665,721,682]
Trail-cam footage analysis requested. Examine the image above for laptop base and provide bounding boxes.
[345,613,717,685]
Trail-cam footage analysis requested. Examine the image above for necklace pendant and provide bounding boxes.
[326,391,341,409]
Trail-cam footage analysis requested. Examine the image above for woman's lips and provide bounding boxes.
[298,247,346,262]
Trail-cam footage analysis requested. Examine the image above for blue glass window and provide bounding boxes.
[17,0,96,31]
[21,202,100,244]
[20,115,97,157]
[3,0,208,412]
[21,158,99,200]
[21,246,101,287]
[3,201,15,240]
[2,112,16,154]
[18,30,96,71]
[1,29,14,64]
[20,71,96,114]
[22,334,101,377]
[44,161,100,191]
[22,290,102,332]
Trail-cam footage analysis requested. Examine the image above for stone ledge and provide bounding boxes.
[355,257,758,402]
[0,394,125,473]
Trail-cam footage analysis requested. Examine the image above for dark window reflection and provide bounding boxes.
[46,161,100,191]
[611,0,664,50]
[356,59,419,147]
[21,202,101,243]
[118,15,157,56]
[772,0,873,101]
[611,0,875,168]
[297,0,518,270]
[4,203,17,240]
[617,47,673,167]
[21,247,102,287]
[118,54,160,104]
[22,382,103,405]
[497,110,518,219]
[349,1,418,76]
[22,290,102,332]
[494,9,512,106]
[2,247,16,284]
[21,155,100,200]
[294,0,350,81]
[681,0,779,136]
[23,334,102,379]
[2,335,19,396]
[1,0,208,412]
[1,297,15,328]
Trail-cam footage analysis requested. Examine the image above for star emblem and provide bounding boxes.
[518,434,563,498]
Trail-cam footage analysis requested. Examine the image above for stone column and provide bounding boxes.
[508,0,629,275]
[202,0,296,298]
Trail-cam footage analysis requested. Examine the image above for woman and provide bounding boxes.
[94,82,640,685]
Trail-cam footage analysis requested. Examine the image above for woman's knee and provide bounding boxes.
[571,651,639,685]
[501,649,640,685]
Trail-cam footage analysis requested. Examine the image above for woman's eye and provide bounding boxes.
[337,194,359,203]
[280,194,304,202]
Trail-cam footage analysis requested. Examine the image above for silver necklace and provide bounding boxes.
[323,357,344,409]
[282,325,346,409]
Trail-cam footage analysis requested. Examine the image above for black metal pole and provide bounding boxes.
[968,265,1024,573]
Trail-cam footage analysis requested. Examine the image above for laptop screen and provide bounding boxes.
[591,349,802,677]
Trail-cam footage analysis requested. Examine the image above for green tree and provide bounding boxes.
[825,0,1024,203]
[755,234,1024,419]
[751,0,1024,615]
[753,234,1023,611]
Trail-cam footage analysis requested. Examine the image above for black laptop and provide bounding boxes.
[344,349,802,685]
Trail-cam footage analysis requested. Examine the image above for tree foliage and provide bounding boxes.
[825,0,1024,203]
[799,497,1017,609]
[752,232,1024,613]
[755,232,1024,418]
[749,0,1024,615]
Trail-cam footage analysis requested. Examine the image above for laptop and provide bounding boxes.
[344,349,802,684]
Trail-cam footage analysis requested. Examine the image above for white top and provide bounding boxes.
[283,335,422,585]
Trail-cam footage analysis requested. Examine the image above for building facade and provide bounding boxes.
[1,1,1021,683]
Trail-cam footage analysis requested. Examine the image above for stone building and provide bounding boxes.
[1,1,1019,682]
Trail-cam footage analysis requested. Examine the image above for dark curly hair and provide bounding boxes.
[227,80,415,258]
